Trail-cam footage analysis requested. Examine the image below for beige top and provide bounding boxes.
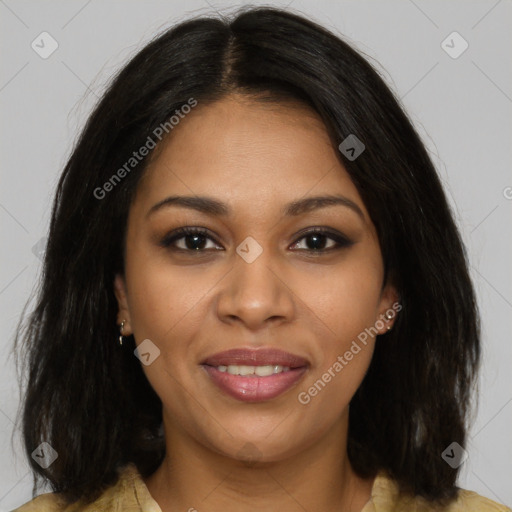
[12,463,511,512]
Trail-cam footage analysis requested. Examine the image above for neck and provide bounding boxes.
[144,414,374,512]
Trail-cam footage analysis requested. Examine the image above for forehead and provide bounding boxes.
[134,94,367,219]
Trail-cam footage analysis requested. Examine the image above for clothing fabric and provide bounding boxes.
[12,463,511,511]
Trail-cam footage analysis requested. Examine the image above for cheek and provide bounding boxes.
[298,247,382,394]
[306,254,383,341]
[296,270,379,420]
[124,244,215,341]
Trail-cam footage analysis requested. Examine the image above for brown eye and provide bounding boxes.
[290,228,354,252]
[160,227,222,252]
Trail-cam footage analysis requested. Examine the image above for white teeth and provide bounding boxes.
[238,365,255,376]
[227,365,240,375]
[217,364,291,376]
[255,365,275,377]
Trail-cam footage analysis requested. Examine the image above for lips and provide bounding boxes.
[202,348,308,368]
[201,348,309,403]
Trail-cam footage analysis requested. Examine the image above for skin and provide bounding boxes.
[114,94,399,512]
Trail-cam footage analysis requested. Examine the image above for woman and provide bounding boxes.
[12,6,510,512]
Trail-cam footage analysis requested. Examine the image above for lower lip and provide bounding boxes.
[202,365,308,402]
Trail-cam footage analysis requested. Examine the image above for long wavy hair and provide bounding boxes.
[14,6,480,506]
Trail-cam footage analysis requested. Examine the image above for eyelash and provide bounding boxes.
[159,226,353,254]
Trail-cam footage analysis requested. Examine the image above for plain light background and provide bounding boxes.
[1,0,511,509]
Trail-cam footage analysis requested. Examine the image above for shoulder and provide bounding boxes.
[369,472,511,512]
[11,463,158,512]
[11,492,67,512]
[445,489,511,511]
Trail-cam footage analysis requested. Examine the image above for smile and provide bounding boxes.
[216,364,290,376]
[201,348,309,402]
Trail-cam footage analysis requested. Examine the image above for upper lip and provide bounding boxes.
[202,348,309,368]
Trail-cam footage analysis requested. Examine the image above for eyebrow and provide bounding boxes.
[146,194,365,220]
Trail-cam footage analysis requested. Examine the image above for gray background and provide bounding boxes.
[1,0,511,509]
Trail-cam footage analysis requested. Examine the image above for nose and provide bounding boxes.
[216,245,295,331]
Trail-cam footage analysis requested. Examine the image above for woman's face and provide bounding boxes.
[115,94,398,463]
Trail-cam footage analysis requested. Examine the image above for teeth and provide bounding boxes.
[238,365,255,376]
[255,365,275,377]
[217,364,291,376]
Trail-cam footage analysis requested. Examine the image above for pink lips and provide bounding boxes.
[201,348,309,403]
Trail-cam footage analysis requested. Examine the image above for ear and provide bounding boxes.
[114,273,133,335]
[375,280,401,335]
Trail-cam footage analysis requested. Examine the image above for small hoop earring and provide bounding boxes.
[119,320,126,346]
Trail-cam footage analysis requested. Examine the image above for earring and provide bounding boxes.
[119,320,126,346]
[384,310,396,331]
